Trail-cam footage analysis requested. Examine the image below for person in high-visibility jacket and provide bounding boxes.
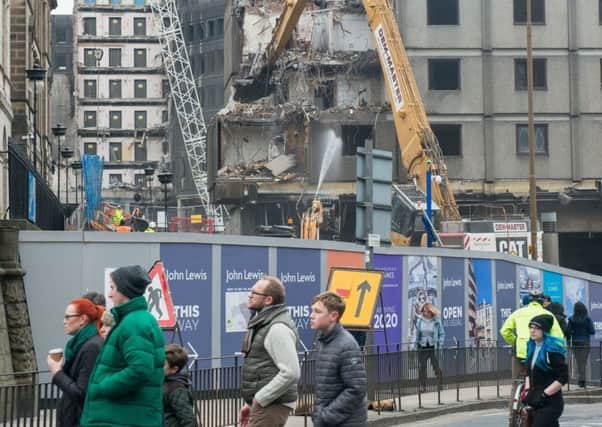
[144,221,156,233]
[500,293,565,378]
[113,205,124,226]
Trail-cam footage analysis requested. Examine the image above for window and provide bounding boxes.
[109,80,122,98]
[134,140,147,161]
[55,54,68,70]
[109,111,122,129]
[83,17,96,35]
[428,58,461,90]
[84,111,96,128]
[431,124,462,156]
[199,22,205,40]
[134,18,146,36]
[84,80,97,98]
[208,20,215,37]
[135,0,145,6]
[109,48,121,67]
[162,110,169,123]
[135,111,147,129]
[84,0,95,5]
[427,0,459,25]
[84,142,97,155]
[111,0,121,5]
[514,58,547,90]
[109,143,122,161]
[162,80,170,98]
[217,49,224,69]
[134,49,146,67]
[341,125,373,156]
[135,174,146,188]
[84,49,96,66]
[514,0,545,24]
[109,174,123,185]
[134,80,147,98]
[109,17,121,36]
[217,18,224,36]
[516,124,548,155]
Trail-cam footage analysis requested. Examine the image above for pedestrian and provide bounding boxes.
[310,291,367,427]
[164,344,197,427]
[145,221,157,233]
[500,292,565,378]
[548,302,569,337]
[80,265,165,427]
[82,291,106,307]
[543,295,552,309]
[99,310,115,339]
[239,276,300,427]
[47,298,104,427]
[567,301,595,387]
[522,314,568,427]
[414,302,445,391]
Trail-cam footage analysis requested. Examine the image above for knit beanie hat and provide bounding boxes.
[529,314,554,333]
[110,265,151,299]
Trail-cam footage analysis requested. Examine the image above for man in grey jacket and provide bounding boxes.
[310,291,367,427]
[239,276,301,427]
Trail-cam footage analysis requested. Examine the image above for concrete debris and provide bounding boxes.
[218,159,297,181]
[265,154,296,176]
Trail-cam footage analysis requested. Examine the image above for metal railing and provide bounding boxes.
[0,343,599,426]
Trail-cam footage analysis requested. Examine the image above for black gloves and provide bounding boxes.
[525,390,548,409]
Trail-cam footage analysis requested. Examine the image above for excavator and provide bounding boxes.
[244,0,461,245]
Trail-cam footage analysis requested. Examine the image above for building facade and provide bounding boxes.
[0,0,12,217]
[218,0,602,274]
[74,0,168,215]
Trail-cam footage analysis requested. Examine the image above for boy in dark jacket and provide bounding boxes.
[310,291,367,427]
[164,344,197,427]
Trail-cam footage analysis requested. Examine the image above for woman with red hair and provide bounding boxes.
[47,298,104,427]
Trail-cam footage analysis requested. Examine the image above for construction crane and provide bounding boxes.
[149,0,227,231]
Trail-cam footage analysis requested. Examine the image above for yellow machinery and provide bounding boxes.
[253,0,461,244]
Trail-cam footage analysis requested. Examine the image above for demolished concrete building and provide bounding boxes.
[215,0,403,239]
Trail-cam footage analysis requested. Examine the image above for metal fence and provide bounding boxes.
[0,344,599,427]
[8,144,64,230]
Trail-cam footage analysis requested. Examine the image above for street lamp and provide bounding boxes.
[144,164,155,217]
[157,169,173,232]
[26,64,47,173]
[71,160,83,205]
[60,146,74,206]
[51,123,66,202]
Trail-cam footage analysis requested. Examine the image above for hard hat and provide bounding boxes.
[149,221,156,228]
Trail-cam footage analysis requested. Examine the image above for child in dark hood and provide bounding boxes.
[164,344,197,427]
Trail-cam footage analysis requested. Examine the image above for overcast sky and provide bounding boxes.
[52,0,73,15]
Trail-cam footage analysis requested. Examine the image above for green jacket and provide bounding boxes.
[500,302,565,359]
[81,296,165,426]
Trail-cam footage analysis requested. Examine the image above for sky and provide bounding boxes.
[53,0,73,15]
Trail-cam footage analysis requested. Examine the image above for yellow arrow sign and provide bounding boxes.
[326,268,384,329]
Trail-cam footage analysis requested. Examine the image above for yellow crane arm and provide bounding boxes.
[362,0,460,221]
[264,0,308,69]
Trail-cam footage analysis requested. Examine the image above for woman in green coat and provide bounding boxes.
[81,265,165,427]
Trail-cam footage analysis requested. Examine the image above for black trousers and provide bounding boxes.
[532,394,563,427]
[418,345,442,387]
[573,345,590,383]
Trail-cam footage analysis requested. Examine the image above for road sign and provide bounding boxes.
[147,261,177,328]
[327,268,384,329]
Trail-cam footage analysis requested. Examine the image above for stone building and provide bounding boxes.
[0,0,12,217]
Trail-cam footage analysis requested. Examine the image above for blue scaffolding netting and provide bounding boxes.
[82,154,104,222]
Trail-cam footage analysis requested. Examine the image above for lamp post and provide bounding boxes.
[51,123,66,202]
[144,164,155,218]
[26,64,47,173]
[526,0,538,260]
[71,161,83,205]
[157,170,173,232]
[60,146,74,206]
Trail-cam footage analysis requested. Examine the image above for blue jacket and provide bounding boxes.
[567,315,595,346]
[414,316,445,349]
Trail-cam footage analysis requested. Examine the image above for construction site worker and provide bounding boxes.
[113,205,124,226]
[145,221,156,233]
[500,292,565,378]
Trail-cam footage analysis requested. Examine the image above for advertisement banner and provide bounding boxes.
[496,236,529,259]
[372,254,402,349]
[543,271,563,305]
[588,282,602,343]
[470,259,494,346]
[28,172,36,223]
[441,257,466,347]
[496,261,517,344]
[160,244,212,366]
[517,266,542,304]
[407,256,438,344]
[277,248,321,351]
[221,245,269,357]
[564,276,586,318]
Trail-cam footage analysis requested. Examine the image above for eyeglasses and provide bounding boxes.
[249,290,269,298]
[64,314,81,320]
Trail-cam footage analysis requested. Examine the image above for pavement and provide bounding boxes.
[282,384,602,426]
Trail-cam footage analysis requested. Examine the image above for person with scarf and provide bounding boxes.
[47,298,104,427]
[522,314,569,427]
[239,276,300,427]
